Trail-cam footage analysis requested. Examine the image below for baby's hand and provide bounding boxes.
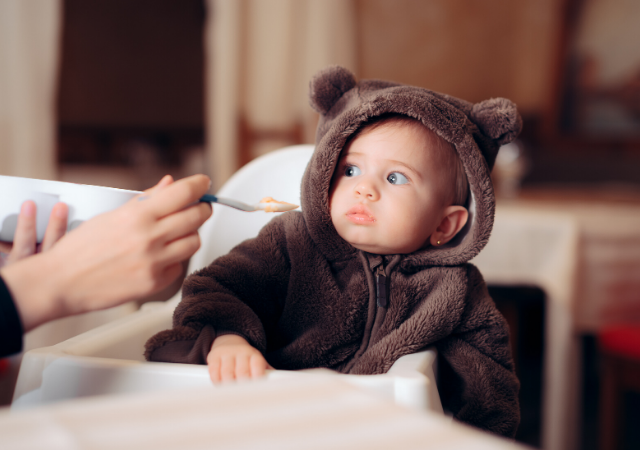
[207,334,271,383]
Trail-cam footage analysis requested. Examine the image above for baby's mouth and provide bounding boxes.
[346,204,375,224]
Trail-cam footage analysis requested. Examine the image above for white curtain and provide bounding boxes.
[205,0,357,190]
[0,0,62,180]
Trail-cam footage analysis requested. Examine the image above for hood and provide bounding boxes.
[300,65,522,266]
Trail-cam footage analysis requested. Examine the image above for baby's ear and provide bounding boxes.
[470,98,522,146]
[309,65,357,115]
[430,206,469,247]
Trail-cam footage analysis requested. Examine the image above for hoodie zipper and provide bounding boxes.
[367,254,403,344]
[343,254,399,373]
[375,265,388,308]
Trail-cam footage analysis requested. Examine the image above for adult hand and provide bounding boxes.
[0,201,68,265]
[0,174,212,332]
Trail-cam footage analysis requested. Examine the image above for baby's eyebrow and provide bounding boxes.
[386,159,421,178]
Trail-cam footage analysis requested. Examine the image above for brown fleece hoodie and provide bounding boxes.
[145,66,522,437]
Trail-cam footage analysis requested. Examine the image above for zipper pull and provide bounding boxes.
[376,265,388,308]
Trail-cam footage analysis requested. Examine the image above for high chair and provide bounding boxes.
[12,145,442,414]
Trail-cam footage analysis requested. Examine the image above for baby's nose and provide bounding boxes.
[355,179,380,200]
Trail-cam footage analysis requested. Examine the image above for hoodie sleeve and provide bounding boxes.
[145,216,292,364]
[435,264,521,438]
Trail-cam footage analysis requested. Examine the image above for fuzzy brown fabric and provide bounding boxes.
[145,66,521,438]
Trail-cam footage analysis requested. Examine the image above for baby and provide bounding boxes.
[146,66,521,437]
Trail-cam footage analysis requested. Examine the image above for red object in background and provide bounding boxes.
[600,326,640,360]
[0,358,9,375]
[598,324,640,450]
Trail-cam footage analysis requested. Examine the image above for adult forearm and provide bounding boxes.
[0,252,67,332]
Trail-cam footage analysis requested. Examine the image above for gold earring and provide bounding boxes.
[436,240,441,245]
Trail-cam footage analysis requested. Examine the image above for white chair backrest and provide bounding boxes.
[188,145,314,273]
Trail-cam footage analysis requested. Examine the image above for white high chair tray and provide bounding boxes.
[5,376,528,450]
[12,298,442,413]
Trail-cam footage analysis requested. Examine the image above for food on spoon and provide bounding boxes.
[258,197,299,212]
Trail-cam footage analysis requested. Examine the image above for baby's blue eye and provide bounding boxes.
[344,165,361,177]
[388,172,408,185]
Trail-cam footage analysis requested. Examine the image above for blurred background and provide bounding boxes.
[2,0,639,191]
[0,0,639,449]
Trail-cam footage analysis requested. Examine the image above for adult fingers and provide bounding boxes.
[7,201,37,263]
[154,202,211,244]
[153,262,186,294]
[0,242,12,253]
[141,174,211,219]
[157,232,202,268]
[40,203,69,252]
[141,174,174,196]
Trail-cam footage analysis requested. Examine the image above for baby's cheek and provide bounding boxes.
[394,221,431,253]
[331,211,347,237]
[328,190,342,221]
[328,181,341,209]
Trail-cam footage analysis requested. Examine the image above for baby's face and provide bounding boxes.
[329,121,453,255]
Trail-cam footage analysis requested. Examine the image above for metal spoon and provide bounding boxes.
[199,194,298,212]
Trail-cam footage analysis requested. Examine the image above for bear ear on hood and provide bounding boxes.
[470,98,522,146]
[309,65,357,115]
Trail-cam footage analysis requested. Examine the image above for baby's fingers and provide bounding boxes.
[249,354,269,379]
[235,355,252,380]
[219,355,237,383]
[208,356,222,383]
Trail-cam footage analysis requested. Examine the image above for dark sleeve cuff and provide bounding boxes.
[0,275,24,358]
[145,325,252,365]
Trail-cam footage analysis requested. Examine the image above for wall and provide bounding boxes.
[355,0,562,116]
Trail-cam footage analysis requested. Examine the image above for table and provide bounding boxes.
[0,376,527,450]
[473,188,640,450]
[508,189,640,330]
